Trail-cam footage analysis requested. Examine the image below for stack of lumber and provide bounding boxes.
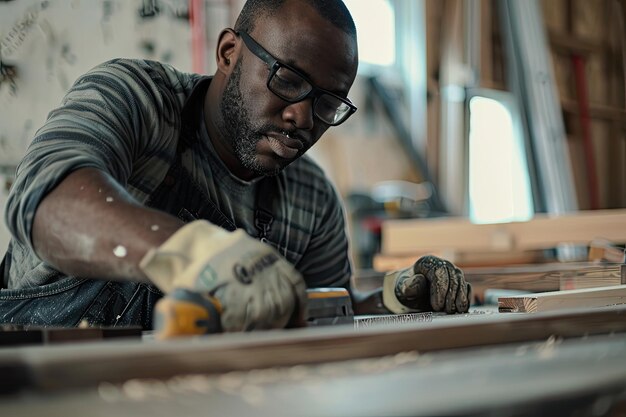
[498,284,626,313]
[376,209,626,269]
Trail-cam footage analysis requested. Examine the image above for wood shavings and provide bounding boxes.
[240,384,265,407]
[122,379,170,401]
[97,382,122,403]
[515,345,530,357]
[96,350,423,404]
[166,375,213,395]
[537,335,562,360]
[216,372,245,394]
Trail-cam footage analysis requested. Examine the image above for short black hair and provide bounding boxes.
[234,0,356,38]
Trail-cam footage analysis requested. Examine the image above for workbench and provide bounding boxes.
[1,305,626,416]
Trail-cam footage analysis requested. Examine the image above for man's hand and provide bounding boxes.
[382,255,470,314]
[140,220,307,332]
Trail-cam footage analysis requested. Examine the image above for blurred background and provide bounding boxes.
[1,0,624,271]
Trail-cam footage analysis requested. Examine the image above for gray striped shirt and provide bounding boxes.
[3,59,351,290]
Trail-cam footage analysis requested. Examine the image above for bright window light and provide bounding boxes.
[468,96,534,224]
[344,0,395,67]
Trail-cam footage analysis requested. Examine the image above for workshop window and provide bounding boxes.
[468,92,534,224]
[344,0,396,68]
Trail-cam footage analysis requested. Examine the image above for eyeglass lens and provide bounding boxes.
[268,66,351,125]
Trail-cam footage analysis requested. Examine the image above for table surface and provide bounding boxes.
[1,332,625,417]
[1,306,626,416]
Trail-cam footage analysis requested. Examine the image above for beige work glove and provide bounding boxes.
[382,255,470,314]
[139,220,307,332]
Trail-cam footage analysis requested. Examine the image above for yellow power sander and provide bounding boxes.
[153,287,354,339]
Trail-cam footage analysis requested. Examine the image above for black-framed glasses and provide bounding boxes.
[237,31,357,126]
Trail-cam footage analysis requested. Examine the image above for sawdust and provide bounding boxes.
[536,335,562,360]
[96,350,422,404]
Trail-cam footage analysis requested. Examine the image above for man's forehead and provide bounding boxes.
[253,0,356,47]
[250,3,358,93]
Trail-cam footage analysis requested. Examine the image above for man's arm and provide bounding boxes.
[29,167,308,331]
[32,167,184,282]
[5,60,187,284]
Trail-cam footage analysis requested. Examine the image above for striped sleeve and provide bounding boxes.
[297,179,352,289]
[4,59,181,249]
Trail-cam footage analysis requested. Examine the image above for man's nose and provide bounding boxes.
[282,98,315,130]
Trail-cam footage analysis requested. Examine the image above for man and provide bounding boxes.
[0,0,469,331]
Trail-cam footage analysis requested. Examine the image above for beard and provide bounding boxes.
[220,60,292,177]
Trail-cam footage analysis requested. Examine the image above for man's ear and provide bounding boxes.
[216,28,239,74]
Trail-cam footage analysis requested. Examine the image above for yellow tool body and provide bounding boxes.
[153,288,222,339]
[154,287,353,339]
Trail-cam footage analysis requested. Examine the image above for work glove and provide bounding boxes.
[139,220,307,332]
[382,255,470,314]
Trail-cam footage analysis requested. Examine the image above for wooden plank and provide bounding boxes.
[425,0,445,179]
[479,0,493,87]
[560,265,625,290]
[573,0,606,42]
[467,262,623,300]
[0,326,142,347]
[372,250,544,271]
[588,239,626,263]
[559,274,624,290]
[381,208,626,255]
[561,99,626,124]
[541,0,568,33]
[467,262,623,291]
[438,0,467,214]
[548,29,600,55]
[607,0,626,208]
[356,262,623,296]
[3,335,626,417]
[499,285,626,313]
[3,305,626,392]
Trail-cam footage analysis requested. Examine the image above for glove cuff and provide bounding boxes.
[382,268,422,314]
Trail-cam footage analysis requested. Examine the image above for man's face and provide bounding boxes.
[219,0,358,177]
[220,58,275,175]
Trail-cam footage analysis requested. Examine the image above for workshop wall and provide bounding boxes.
[2,1,623,261]
[0,0,234,252]
[0,0,420,259]
[541,0,626,210]
[0,0,203,167]
[423,0,625,212]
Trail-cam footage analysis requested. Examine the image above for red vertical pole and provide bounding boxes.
[190,0,206,73]
[571,54,600,209]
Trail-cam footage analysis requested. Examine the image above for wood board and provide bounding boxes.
[0,326,141,347]
[372,250,544,271]
[354,262,623,295]
[3,334,626,417]
[3,305,626,393]
[466,262,623,292]
[381,209,626,255]
[560,268,625,290]
[498,285,626,313]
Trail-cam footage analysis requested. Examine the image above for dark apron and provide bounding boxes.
[0,79,274,329]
